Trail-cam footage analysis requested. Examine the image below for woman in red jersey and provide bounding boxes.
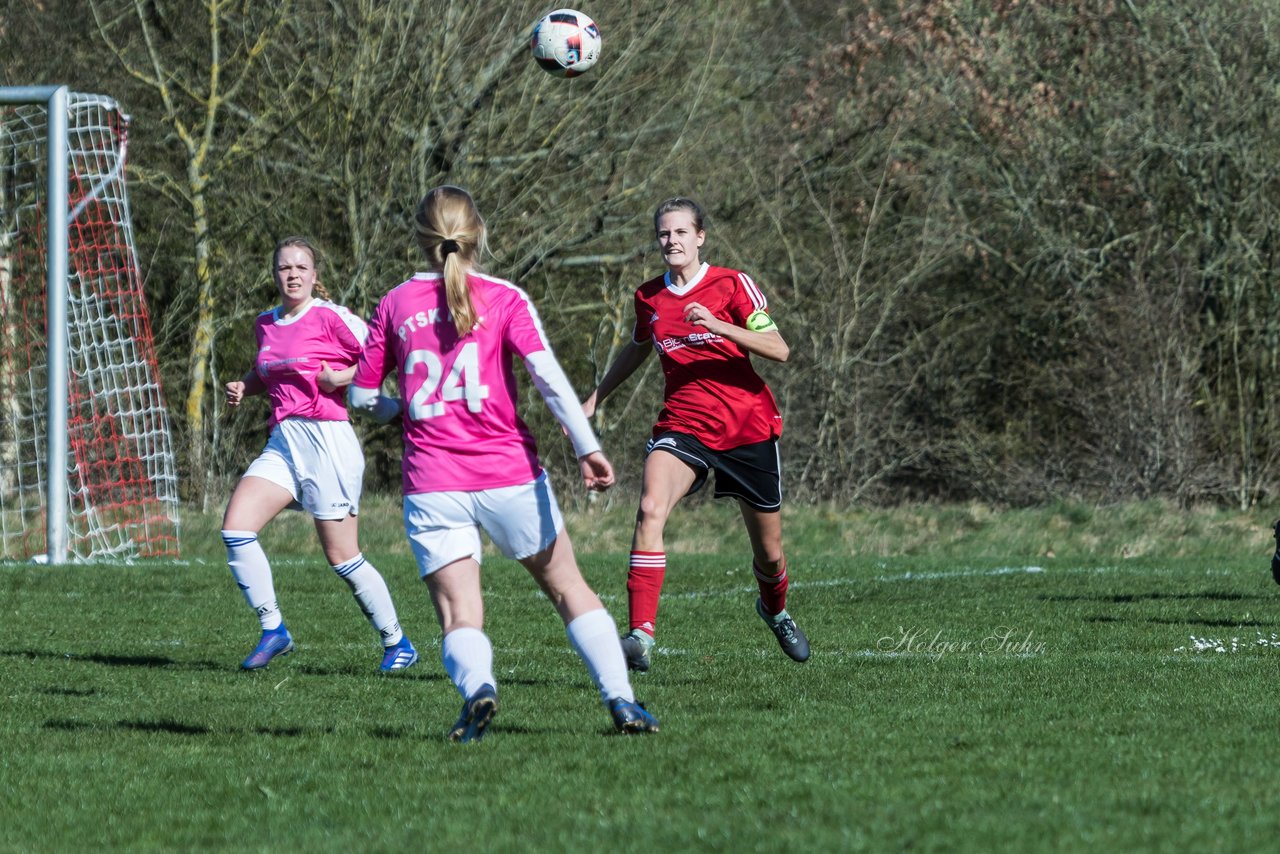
[583,197,810,672]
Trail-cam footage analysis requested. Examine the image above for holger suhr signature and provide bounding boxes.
[878,626,1046,657]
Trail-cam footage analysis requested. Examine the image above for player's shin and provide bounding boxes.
[567,608,634,703]
[331,553,403,646]
[222,530,283,630]
[753,557,789,616]
[627,550,666,636]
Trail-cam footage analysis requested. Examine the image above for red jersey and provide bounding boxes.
[632,263,782,450]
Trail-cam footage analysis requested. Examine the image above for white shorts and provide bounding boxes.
[243,418,365,520]
[403,472,565,576]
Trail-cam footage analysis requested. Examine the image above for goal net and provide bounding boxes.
[0,88,180,562]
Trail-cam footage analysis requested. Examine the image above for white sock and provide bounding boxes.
[331,553,404,646]
[442,627,495,700]
[566,608,634,704]
[221,530,283,631]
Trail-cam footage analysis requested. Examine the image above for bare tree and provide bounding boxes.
[15,0,1280,510]
[85,0,327,505]
[252,0,759,500]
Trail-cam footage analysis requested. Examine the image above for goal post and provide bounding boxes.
[0,86,180,564]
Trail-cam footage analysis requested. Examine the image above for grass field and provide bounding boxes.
[4,499,1280,851]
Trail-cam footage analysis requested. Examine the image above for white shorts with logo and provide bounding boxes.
[403,471,564,577]
[243,418,364,520]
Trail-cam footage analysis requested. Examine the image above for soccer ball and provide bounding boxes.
[530,9,602,78]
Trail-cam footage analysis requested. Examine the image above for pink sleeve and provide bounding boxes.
[331,315,365,367]
[501,287,552,359]
[353,298,391,389]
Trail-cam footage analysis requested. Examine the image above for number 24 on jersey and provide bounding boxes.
[404,342,490,419]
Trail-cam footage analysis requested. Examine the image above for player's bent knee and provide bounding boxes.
[635,496,674,529]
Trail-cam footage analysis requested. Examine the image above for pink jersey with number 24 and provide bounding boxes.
[352,271,551,495]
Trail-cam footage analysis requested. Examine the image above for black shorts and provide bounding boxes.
[646,431,783,511]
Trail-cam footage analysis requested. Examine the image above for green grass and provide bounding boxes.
[4,500,1280,850]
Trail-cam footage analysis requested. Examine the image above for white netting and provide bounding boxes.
[0,92,180,561]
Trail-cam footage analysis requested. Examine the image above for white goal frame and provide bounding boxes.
[1,86,70,564]
[0,87,181,563]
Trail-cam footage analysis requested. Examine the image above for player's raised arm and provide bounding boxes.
[583,339,650,417]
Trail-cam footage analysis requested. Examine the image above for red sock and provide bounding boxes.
[754,558,789,616]
[627,550,666,636]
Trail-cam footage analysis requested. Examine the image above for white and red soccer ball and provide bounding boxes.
[530,9,602,78]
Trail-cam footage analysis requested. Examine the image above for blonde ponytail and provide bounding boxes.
[414,187,488,337]
[442,249,476,336]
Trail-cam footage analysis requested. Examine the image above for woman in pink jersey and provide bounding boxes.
[349,186,658,741]
[582,197,811,672]
[222,236,418,673]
